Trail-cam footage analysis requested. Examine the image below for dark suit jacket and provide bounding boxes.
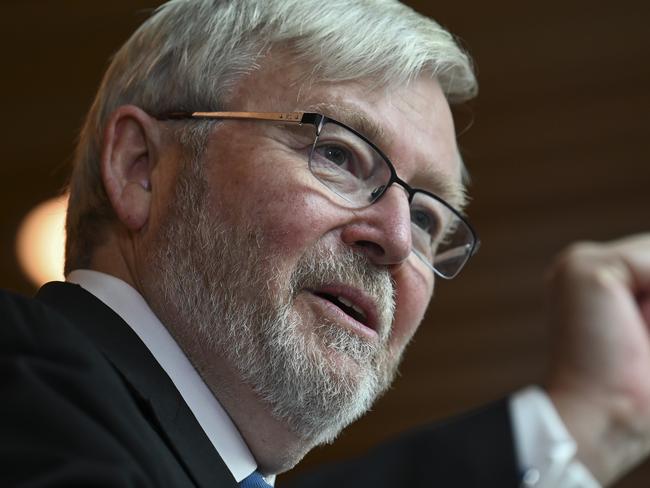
[0,282,519,487]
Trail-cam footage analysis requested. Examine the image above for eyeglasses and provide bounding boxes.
[158,110,480,279]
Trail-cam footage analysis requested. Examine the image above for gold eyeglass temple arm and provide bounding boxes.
[190,111,304,122]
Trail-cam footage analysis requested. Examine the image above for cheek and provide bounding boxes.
[221,163,341,268]
[257,189,336,255]
[208,133,337,253]
[388,266,434,354]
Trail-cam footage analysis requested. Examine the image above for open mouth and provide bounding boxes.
[313,291,369,327]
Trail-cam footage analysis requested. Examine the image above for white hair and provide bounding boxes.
[65,0,477,272]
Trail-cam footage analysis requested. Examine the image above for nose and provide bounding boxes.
[340,186,412,267]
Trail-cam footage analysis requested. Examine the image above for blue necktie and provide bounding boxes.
[240,471,273,488]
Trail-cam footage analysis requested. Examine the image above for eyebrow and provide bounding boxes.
[305,102,390,148]
[304,101,468,212]
[419,161,469,213]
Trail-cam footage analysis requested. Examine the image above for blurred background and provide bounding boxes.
[2,1,649,485]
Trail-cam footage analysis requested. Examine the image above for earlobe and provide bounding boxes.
[101,105,157,232]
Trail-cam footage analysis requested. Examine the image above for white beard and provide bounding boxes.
[147,157,400,445]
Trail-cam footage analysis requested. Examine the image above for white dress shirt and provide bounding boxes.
[67,269,598,487]
[512,388,600,487]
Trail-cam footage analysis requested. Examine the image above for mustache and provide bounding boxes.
[289,245,396,338]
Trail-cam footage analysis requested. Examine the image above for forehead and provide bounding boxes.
[230,59,466,208]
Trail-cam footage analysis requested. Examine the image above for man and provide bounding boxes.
[2,0,650,487]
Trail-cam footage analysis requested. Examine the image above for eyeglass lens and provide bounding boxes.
[308,120,474,278]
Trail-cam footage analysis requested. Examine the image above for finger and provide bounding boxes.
[602,233,650,291]
[549,233,650,297]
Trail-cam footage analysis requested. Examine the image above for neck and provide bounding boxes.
[195,355,314,475]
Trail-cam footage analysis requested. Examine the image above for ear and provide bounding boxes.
[101,105,159,232]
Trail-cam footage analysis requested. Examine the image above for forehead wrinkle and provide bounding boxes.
[302,101,467,211]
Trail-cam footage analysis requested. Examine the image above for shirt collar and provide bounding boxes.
[67,269,274,485]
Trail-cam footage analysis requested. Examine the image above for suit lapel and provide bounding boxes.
[37,282,238,488]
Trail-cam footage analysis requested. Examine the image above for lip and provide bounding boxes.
[304,284,380,339]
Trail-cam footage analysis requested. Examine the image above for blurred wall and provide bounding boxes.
[1,1,649,485]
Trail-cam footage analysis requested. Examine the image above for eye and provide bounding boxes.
[411,208,438,234]
[316,144,352,168]
[313,141,371,179]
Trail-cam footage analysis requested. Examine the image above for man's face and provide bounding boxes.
[142,60,462,445]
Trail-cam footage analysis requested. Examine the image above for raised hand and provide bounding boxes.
[546,233,650,485]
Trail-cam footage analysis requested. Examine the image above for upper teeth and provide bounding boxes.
[338,296,366,320]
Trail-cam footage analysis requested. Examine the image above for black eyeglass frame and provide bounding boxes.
[158,110,481,278]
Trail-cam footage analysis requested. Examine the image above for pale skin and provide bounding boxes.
[547,236,650,484]
[89,56,650,483]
